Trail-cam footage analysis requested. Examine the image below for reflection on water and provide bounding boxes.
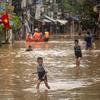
[0,40,100,100]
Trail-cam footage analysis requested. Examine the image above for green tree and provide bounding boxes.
[57,0,98,30]
[57,0,74,12]
[11,14,21,32]
[79,0,98,30]
[0,1,21,43]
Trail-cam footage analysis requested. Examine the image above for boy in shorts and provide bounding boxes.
[36,57,50,89]
[74,40,82,66]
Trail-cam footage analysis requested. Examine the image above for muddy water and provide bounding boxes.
[0,40,100,100]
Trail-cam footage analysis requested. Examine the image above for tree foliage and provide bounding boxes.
[11,14,21,31]
[57,0,74,12]
[0,14,21,33]
[0,1,21,33]
[79,0,98,30]
[57,0,98,30]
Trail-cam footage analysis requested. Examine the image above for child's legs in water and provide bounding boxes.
[36,75,50,89]
[86,42,92,50]
[44,79,50,89]
[36,80,41,89]
[76,57,81,66]
[37,71,45,89]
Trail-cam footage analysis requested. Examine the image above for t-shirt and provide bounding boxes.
[74,45,82,57]
[34,32,40,40]
[37,65,45,73]
[45,32,49,38]
[85,33,92,44]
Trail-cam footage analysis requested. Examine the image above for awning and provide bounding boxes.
[44,15,56,23]
[43,19,52,23]
[71,16,79,21]
[57,19,68,25]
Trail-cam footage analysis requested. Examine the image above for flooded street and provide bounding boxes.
[0,39,100,100]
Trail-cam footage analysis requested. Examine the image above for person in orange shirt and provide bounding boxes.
[44,31,49,42]
[33,28,41,41]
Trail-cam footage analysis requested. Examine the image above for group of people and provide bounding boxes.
[26,29,96,90]
[74,30,96,68]
[26,28,49,42]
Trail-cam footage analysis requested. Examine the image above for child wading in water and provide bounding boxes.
[36,57,50,89]
[26,45,33,51]
[74,40,82,66]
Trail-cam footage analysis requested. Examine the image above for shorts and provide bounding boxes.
[44,38,49,42]
[75,53,82,58]
[38,71,47,81]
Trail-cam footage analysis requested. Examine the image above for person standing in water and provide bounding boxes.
[74,39,82,67]
[84,30,93,50]
[36,57,50,90]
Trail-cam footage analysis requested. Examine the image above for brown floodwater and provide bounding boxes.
[0,39,100,100]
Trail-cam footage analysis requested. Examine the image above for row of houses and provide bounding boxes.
[11,0,80,39]
[0,0,81,42]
